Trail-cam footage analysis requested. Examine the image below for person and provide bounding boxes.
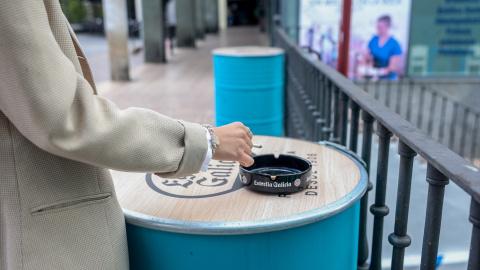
[367,15,402,79]
[0,1,253,269]
[165,0,176,53]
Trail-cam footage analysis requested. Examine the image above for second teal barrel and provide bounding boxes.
[212,46,284,136]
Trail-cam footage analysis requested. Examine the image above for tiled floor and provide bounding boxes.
[78,27,268,126]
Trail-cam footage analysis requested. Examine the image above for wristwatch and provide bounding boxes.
[202,124,220,154]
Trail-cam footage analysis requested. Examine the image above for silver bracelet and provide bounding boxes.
[202,124,220,154]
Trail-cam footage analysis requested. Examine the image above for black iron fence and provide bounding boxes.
[359,79,480,166]
[274,27,480,270]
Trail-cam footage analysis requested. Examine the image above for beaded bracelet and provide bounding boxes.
[202,124,220,154]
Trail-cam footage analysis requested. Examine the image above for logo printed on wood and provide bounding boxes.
[146,160,245,199]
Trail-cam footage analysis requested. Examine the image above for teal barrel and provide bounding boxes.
[212,47,284,136]
[113,137,368,270]
[125,203,360,269]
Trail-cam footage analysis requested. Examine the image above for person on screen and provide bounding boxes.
[368,15,402,79]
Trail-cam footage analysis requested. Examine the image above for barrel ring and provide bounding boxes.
[124,142,368,235]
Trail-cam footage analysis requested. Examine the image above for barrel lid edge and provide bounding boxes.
[123,146,368,235]
[212,46,284,57]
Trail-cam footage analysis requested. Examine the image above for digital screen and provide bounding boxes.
[299,0,412,80]
[408,0,480,77]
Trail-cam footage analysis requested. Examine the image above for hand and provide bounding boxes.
[212,122,254,167]
[379,67,390,76]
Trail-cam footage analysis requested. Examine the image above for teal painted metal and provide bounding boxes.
[213,47,284,136]
[127,202,360,270]
[124,142,368,269]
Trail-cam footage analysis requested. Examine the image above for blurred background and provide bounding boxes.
[62,1,479,269]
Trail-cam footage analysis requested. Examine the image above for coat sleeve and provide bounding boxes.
[0,1,207,178]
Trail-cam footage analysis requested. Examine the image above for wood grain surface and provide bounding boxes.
[111,136,361,222]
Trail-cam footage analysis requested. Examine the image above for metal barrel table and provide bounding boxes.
[212,47,284,136]
[111,136,368,270]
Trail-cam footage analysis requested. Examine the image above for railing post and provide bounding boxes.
[427,91,437,135]
[417,86,426,129]
[420,164,449,270]
[394,79,403,114]
[322,80,333,140]
[369,123,393,270]
[460,108,469,157]
[385,79,392,107]
[449,103,459,149]
[315,73,326,141]
[309,69,316,140]
[406,81,414,122]
[304,66,315,140]
[298,62,307,137]
[468,198,480,269]
[361,110,374,170]
[358,110,374,270]
[349,101,360,153]
[374,80,380,100]
[471,114,479,162]
[311,69,321,140]
[340,92,349,146]
[389,140,416,270]
[330,85,341,143]
[439,97,447,144]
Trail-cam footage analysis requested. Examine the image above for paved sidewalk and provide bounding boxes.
[77,27,268,125]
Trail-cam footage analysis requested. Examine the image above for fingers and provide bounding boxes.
[240,129,253,155]
[239,152,254,167]
[236,122,253,140]
[246,128,253,140]
[237,122,249,133]
[234,122,253,150]
[243,132,253,149]
[212,122,255,166]
[243,142,253,156]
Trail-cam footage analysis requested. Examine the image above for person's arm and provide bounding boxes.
[0,1,252,178]
[382,39,402,76]
[386,55,401,74]
[364,37,375,65]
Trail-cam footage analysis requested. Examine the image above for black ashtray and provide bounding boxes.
[239,154,313,194]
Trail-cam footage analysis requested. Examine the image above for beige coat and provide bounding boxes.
[0,1,208,269]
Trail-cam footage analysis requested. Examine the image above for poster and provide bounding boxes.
[408,0,480,77]
[298,0,342,69]
[349,0,411,80]
[298,0,412,80]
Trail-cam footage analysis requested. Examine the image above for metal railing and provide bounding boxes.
[358,79,480,165]
[274,27,480,270]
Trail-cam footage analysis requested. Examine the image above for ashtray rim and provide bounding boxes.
[240,154,312,177]
[239,154,313,194]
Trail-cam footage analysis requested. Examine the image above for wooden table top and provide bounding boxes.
[111,136,361,223]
